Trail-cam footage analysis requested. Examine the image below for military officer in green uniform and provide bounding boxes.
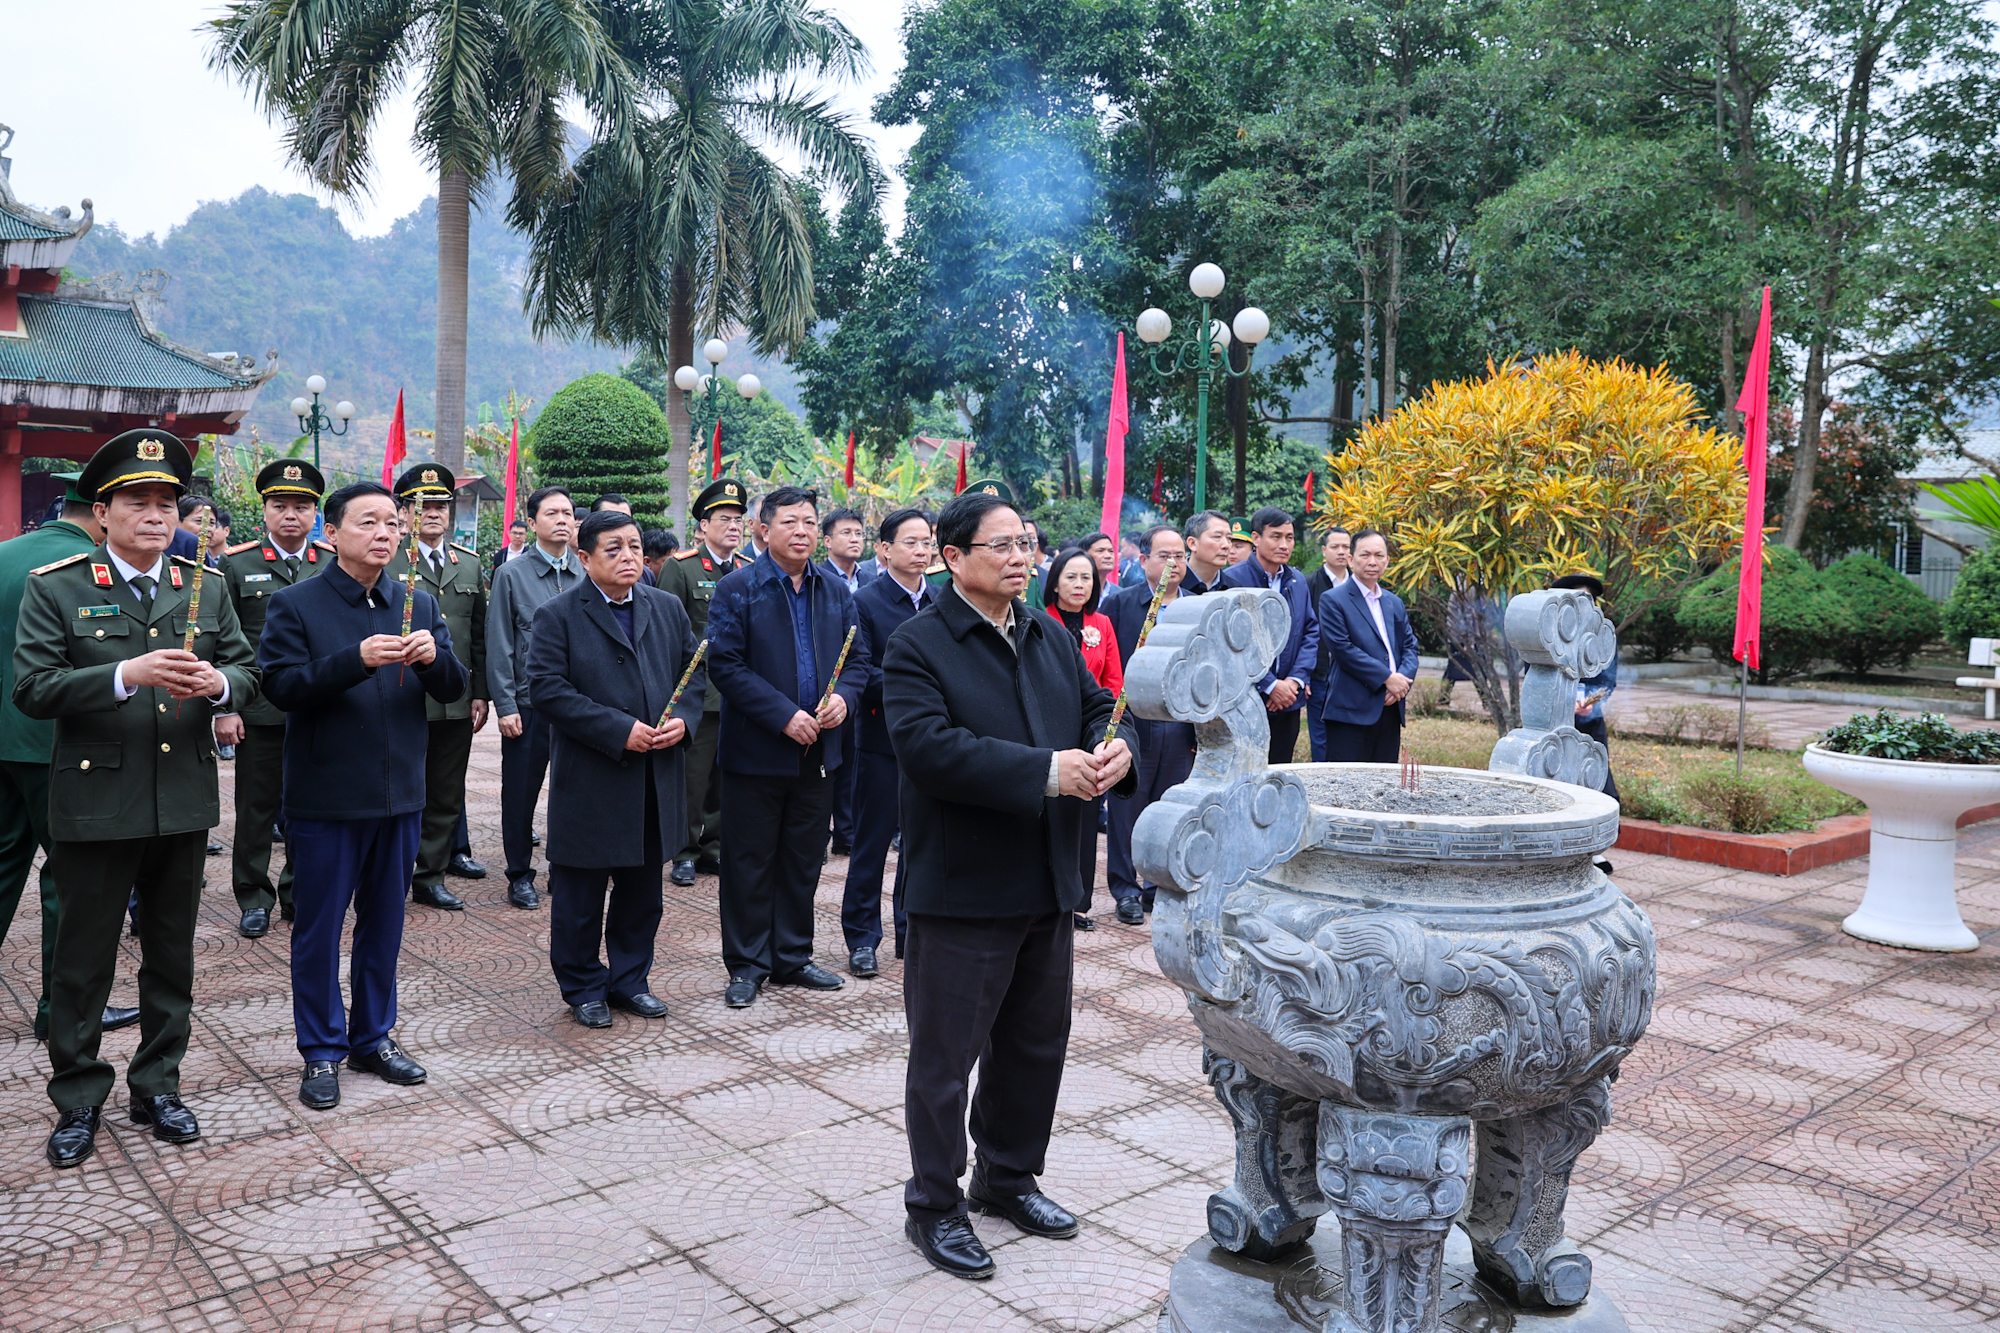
[215,458,331,938]
[0,476,141,1041]
[655,477,751,886]
[14,429,259,1168]
[385,462,489,912]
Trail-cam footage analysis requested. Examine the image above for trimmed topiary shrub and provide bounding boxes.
[529,373,670,520]
[1820,553,1940,673]
[1677,545,1854,683]
[1942,546,2000,647]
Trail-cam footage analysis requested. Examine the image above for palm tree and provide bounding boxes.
[520,0,881,530]
[207,0,639,472]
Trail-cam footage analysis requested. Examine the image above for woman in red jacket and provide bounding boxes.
[1043,545,1123,929]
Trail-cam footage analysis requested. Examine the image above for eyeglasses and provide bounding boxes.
[893,537,936,552]
[964,536,1037,556]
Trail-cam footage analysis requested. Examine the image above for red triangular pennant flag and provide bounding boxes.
[502,416,519,532]
[1151,458,1163,508]
[1734,287,1772,671]
[844,430,856,488]
[955,441,968,495]
[1100,333,1129,537]
[380,389,406,487]
[710,419,724,480]
[1304,470,1315,517]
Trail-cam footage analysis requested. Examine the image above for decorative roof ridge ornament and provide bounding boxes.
[43,276,280,389]
[0,130,94,240]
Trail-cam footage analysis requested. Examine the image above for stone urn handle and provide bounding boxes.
[1488,588,1616,790]
[1130,588,1312,1003]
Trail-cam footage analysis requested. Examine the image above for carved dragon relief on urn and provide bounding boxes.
[1130,588,1654,1333]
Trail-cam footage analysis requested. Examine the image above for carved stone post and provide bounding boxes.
[1204,1049,1326,1260]
[1462,1076,1613,1308]
[1317,1107,1473,1333]
[1488,588,1616,789]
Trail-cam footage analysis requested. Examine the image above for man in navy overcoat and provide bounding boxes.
[1315,528,1422,764]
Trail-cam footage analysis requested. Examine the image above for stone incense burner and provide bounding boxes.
[1128,588,1653,1333]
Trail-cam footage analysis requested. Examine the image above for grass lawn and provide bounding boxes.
[1300,716,1861,835]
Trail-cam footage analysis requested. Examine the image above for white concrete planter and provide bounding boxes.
[1802,744,1999,951]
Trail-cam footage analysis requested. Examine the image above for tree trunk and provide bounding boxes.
[666,264,695,534]
[434,167,471,472]
[1380,213,1403,415]
[1779,329,1831,547]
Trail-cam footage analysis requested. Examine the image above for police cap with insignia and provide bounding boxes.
[255,457,326,499]
[79,428,194,501]
[964,477,1015,503]
[394,462,456,501]
[1229,517,1254,544]
[693,477,749,521]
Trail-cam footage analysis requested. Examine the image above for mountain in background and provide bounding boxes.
[64,187,802,475]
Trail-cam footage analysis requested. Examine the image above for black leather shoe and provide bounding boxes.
[348,1038,427,1085]
[507,875,539,910]
[130,1093,201,1144]
[45,1106,101,1168]
[206,841,224,856]
[849,947,878,978]
[830,841,852,857]
[279,900,296,921]
[239,908,270,938]
[1115,898,1146,925]
[531,832,542,847]
[411,883,465,911]
[571,1001,613,1028]
[33,1012,47,1041]
[670,859,697,887]
[906,1215,995,1279]
[609,992,668,1018]
[773,963,844,991]
[300,1061,340,1110]
[968,1187,1079,1238]
[723,976,761,1008]
[446,853,487,879]
[1072,914,1096,931]
[102,1005,141,1032]
[694,857,722,876]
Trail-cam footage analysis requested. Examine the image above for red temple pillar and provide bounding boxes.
[0,433,21,539]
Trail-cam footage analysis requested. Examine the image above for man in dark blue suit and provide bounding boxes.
[708,486,867,1008]
[837,507,933,976]
[260,482,469,1111]
[817,506,875,855]
[1316,528,1421,763]
[1104,524,1196,925]
[1217,507,1318,765]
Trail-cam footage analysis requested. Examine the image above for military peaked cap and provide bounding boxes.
[81,429,194,500]
[394,462,456,500]
[256,458,326,499]
[693,477,749,520]
[963,477,1015,502]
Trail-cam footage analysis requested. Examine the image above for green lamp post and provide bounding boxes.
[1135,263,1270,515]
[674,337,763,477]
[288,374,355,473]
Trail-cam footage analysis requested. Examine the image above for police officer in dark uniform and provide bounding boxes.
[384,463,489,912]
[654,478,751,886]
[14,429,260,1168]
[215,459,330,938]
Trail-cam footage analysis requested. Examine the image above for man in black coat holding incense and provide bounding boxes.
[884,489,1137,1280]
[525,509,704,1029]
[260,482,468,1111]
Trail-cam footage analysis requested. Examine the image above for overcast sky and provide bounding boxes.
[2,1,919,242]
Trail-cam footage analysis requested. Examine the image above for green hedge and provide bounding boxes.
[1820,553,1939,673]
[1943,547,2000,646]
[1678,545,1855,683]
[529,373,669,521]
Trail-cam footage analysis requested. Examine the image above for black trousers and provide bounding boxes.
[903,910,1073,1221]
[1267,707,1303,766]
[840,747,907,953]
[719,767,833,981]
[230,721,294,912]
[548,771,664,1005]
[414,716,475,892]
[46,830,205,1110]
[1576,716,1621,801]
[500,706,552,882]
[1106,730,1196,905]
[1324,709,1402,763]
[830,749,859,849]
[677,708,723,865]
[1076,794,1106,903]
[0,760,57,1027]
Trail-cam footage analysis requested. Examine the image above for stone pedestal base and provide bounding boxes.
[1158,1230,1629,1333]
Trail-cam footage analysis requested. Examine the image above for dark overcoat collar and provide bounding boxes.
[938,582,1039,649]
[575,579,647,651]
[322,557,402,610]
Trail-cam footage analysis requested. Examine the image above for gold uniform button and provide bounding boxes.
[160,743,171,753]
[78,759,90,771]
[93,629,104,638]
[149,628,159,637]
[158,703,167,713]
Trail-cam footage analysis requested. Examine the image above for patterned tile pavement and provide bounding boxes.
[0,726,1997,1331]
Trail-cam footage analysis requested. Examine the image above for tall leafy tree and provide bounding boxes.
[519,0,881,531]
[207,0,640,472]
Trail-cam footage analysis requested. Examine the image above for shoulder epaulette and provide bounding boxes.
[924,562,947,576]
[170,554,204,567]
[29,552,89,576]
[225,539,262,556]
[673,549,699,559]
[450,542,479,556]
[313,540,336,552]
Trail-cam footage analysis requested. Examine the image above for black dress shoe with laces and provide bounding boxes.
[1115,898,1146,926]
[102,1005,141,1032]
[411,883,465,910]
[130,1093,201,1144]
[46,1106,101,1168]
[968,1187,1079,1238]
[906,1215,995,1279]
[609,992,668,1018]
[849,947,878,979]
[507,875,539,910]
[1072,913,1096,931]
[446,852,488,879]
[773,963,844,991]
[348,1038,427,1085]
[670,858,697,887]
[239,908,270,939]
[723,976,761,1008]
[299,1061,340,1110]
[571,1001,613,1028]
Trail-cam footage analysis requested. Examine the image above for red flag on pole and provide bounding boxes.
[1304,470,1315,518]
[1151,458,1163,508]
[710,419,724,479]
[1733,286,1773,671]
[844,430,856,489]
[380,388,407,487]
[502,416,519,532]
[954,441,968,495]
[1100,333,1129,538]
